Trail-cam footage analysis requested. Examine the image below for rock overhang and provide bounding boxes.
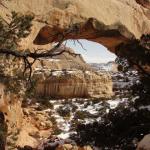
[33,18,135,53]
[0,0,149,52]
[32,0,150,53]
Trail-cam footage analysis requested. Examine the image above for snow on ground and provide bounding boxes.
[139,105,150,111]
[46,98,128,139]
[48,59,60,62]
[37,70,141,140]
[57,132,70,139]
[107,99,120,109]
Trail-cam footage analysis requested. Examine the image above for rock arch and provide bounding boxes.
[33,18,135,53]
[0,0,149,50]
[0,0,149,71]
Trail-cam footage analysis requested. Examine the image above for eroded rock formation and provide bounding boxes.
[33,45,113,99]
[0,0,149,51]
[35,70,113,99]
[0,83,23,130]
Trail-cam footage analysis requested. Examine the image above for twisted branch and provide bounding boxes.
[0,24,82,82]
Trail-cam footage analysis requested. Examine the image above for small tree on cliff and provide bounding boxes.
[0,12,81,84]
[0,11,79,149]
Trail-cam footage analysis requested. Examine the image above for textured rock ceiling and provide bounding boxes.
[0,0,149,52]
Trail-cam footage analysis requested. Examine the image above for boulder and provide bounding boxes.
[137,134,150,150]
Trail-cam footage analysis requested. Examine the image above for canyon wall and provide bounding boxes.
[35,70,113,99]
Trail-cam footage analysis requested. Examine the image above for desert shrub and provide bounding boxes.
[57,105,71,117]
[34,98,54,110]
[92,99,100,104]
[71,103,78,112]
[74,111,92,120]
[52,125,62,135]
[71,101,150,149]
[49,116,57,125]
[48,116,62,135]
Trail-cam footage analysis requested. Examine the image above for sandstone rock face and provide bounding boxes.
[0,0,149,52]
[0,83,23,129]
[15,105,53,148]
[0,82,53,149]
[137,134,150,150]
[33,45,113,99]
[33,0,150,52]
[35,70,113,99]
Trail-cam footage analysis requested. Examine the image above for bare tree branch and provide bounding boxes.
[0,21,85,83]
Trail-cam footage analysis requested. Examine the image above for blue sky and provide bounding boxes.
[64,39,117,63]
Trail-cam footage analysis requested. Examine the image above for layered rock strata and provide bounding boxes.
[35,70,113,99]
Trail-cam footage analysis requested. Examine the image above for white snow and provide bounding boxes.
[139,105,150,111]
[107,99,120,109]
[52,71,63,76]
[53,104,62,109]
[57,132,70,139]
[48,59,60,62]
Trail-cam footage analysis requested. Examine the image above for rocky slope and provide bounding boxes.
[34,45,92,71]
[0,82,53,149]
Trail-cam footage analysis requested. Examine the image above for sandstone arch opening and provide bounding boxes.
[64,39,117,64]
[33,18,134,54]
[34,17,149,75]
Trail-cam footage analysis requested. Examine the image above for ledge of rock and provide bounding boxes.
[136,0,150,9]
